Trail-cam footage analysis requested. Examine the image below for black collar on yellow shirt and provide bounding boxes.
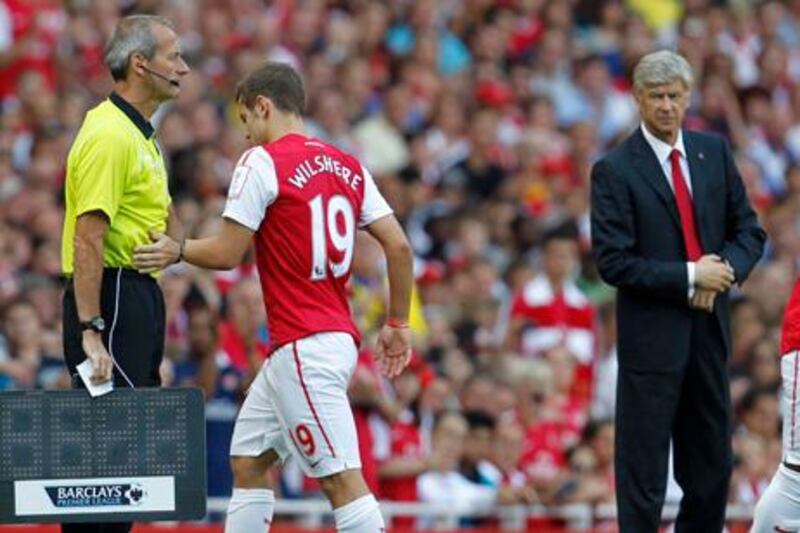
[109,91,155,140]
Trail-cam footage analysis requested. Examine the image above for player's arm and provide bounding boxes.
[133,219,254,272]
[165,203,184,244]
[359,164,414,377]
[360,165,413,324]
[365,215,414,378]
[135,148,273,272]
[182,218,254,270]
[365,215,413,323]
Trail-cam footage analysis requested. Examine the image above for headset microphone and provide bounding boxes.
[142,66,180,87]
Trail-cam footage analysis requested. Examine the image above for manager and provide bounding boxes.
[591,50,765,532]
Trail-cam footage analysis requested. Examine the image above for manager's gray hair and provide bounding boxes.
[633,50,693,91]
[104,15,174,82]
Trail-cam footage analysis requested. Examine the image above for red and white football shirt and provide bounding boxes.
[222,133,393,350]
[509,275,596,364]
[377,411,424,502]
[0,0,63,99]
[782,278,800,356]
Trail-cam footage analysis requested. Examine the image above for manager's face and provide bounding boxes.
[635,79,689,144]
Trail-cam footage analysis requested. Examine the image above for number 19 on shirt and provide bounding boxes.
[309,194,355,281]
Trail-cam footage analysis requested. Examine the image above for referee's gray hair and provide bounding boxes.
[104,15,174,82]
[633,50,693,91]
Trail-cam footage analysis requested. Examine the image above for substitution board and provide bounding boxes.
[0,388,206,523]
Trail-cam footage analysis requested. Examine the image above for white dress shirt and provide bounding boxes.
[640,123,696,297]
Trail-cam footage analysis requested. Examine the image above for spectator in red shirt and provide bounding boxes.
[219,277,268,377]
[483,419,536,497]
[376,360,442,528]
[513,359,576,500]
[349,349,398,494]
[546,346,590,441]
[0,0,64,101]
[567,419,615,505]
[506,223,597,405]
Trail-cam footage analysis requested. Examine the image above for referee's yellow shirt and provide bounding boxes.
[61,93,171,275]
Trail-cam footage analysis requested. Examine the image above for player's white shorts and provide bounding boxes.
[751,464,800,533]
[782,351,800,465]
[229,332,361,478]
[750,350,800,533]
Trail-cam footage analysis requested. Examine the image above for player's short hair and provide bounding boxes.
[235,62,306,116]
[633,50,693,92]
[104,15,175,82]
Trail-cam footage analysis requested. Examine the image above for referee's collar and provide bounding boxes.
[109,92,155,139]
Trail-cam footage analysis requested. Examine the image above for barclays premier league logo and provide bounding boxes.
[124,484,146,505]
[44,483,147,508]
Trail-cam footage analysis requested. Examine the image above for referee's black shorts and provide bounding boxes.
[62,267,166,389]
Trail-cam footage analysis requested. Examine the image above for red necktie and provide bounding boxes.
[670,148,702,261]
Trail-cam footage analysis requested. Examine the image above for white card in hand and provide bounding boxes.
[76,358,114,397]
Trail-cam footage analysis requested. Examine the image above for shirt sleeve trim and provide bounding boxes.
[75,204,115,222]
[222,212,261,232]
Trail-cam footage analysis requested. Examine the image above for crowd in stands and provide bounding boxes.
[1,0,799,527]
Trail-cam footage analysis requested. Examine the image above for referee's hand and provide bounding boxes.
[133,231,180,273]
[82,332,113,384]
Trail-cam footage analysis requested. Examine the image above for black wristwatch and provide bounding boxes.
[80,316,106,333]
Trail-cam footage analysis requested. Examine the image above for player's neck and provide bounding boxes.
[265,116,306,144]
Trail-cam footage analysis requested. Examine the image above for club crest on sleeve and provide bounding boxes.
[229,166,251,199]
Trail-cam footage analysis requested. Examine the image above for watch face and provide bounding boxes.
[91,317,105,331]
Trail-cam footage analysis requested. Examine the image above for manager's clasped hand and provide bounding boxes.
[691,254,735,312]
[133,230,180,273]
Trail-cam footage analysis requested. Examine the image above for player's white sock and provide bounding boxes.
[224,488,274,533]
[333,494,385,532]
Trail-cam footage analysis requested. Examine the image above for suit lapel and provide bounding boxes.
[630,129,681,229]
[683,131,709,251]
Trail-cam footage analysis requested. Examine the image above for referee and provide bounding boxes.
[60,15,188,533]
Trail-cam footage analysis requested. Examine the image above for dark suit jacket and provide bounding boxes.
[591,128,766,371]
